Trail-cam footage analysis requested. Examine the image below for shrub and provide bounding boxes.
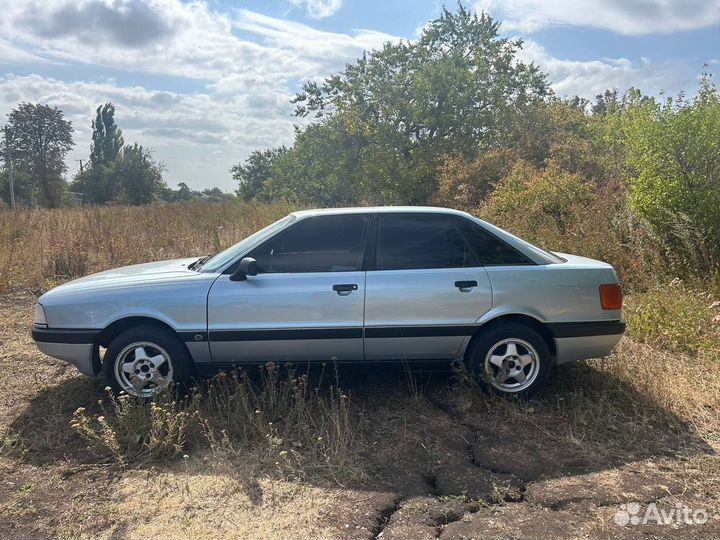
[482,160,594,234]
[623,74,720,274]
[71,389,190,465]
[70,364,362,484]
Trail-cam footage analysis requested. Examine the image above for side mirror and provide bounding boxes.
[229,257,258,281]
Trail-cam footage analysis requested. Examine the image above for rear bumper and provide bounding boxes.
[548,320,625,364]
[32,326,100,376]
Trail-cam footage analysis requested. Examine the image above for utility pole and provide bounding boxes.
[3,126,15,209]
[76,158,85,206]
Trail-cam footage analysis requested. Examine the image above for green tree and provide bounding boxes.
[282,5,548,204]
[176,182,192,201]
[623,73,720,268]
[261,118,368,204]
[113,144,166,205]
[231,147,286,200]
[2,103,74,207]
[75,102,125,204]
[90,103,124,167]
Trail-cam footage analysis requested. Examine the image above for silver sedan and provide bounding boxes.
[32,207,624,398]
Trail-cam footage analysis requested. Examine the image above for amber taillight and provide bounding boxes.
[599,284,623,310]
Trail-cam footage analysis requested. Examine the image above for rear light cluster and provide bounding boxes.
[599,284,623,310]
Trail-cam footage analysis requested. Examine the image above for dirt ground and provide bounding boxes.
[1,291,718,539]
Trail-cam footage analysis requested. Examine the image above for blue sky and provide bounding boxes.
[0,0,718,191]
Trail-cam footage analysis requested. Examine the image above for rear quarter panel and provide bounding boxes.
[480,263,622,324]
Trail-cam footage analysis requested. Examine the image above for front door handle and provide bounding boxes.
[455,280,477,292]
[333,283,358,296]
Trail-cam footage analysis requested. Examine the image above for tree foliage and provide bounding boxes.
[623,73,720,267]
[2,103,74,207]
[113,144,166,206]
[70,102,168,205]
[90,102,124,167]
[231,147,286,201]
[239,5,548,204]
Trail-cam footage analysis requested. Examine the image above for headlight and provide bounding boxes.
[34,303,47,326]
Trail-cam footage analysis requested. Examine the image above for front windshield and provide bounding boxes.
[200,215,294,273]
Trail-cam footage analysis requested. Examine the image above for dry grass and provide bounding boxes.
[70,365,363,485]
[625,279,720,357]
[0,201,294,292]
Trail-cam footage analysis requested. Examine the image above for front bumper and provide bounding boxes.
[32,326,101,376]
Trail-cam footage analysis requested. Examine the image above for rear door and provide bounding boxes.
[207,214,371,364]
[363,213,492,360]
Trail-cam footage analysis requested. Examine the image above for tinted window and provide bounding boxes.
[250,215,370,273]
[376,214,477,270]
[458,221,532,265]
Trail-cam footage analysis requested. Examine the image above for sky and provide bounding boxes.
[0,0,718,192]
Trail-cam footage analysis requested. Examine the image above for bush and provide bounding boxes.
[482,160,594,234]
[623,75,720,274]
[71,389,190,465]
[70,364,362,484]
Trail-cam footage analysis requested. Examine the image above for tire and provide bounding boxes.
[466,322,552,399]
[103,325,194,398]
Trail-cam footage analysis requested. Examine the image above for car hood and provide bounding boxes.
[41,257,207,297]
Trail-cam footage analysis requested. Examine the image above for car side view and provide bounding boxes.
[32,207,625,398]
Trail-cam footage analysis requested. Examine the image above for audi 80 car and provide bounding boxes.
[32,207,625,398]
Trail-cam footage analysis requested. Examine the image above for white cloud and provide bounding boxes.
[476,0,720,35]
[0,74,295,191]
[0,1,399,190]
[0,40,47,63]
[289,0,342,19]
[0,0,395,84]
[517,39,698,99]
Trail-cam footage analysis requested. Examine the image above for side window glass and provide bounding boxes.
[458,221,533,265]
[249,215,369,273]
[376,214,476,270]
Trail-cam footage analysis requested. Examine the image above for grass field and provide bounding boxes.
[1,202,719,539]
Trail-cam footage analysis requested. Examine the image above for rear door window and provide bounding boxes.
[376,214,477,270]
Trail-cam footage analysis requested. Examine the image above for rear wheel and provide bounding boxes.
[103,326,193,397]
[466,322,552,399]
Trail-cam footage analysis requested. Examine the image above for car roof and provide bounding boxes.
[291,206,473,219]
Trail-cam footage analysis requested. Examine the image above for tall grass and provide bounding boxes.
[0,201,294,292]
[71,364,362,484]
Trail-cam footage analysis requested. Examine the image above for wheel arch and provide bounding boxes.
[465,313,557,361]
[93,316,196,374]
[95,316,181,348]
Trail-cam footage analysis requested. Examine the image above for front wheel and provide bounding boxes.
[466,322,552,399]
[103,326,193,398]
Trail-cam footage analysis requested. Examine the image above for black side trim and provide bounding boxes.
[364,325,476,338]
[32,326,101,344]
[178,331,208,342]
[547,320,626,338]
[209,327,363,342]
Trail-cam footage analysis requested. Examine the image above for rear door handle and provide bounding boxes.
[455,280,478,291]
[333,283,358,296]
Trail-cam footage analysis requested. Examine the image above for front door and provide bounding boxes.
[207,214,371,363]
[364,213,493,360]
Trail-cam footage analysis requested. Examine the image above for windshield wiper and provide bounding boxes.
[189,253,215,271]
